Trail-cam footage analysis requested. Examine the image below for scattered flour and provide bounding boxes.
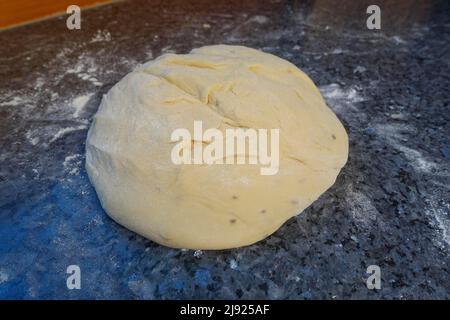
[63,154,81,167]
[229,258,238,270]
[398,146,436,172]
[34,77,45,89]
[25,123,87,146]
[0,96,26,106]
[25,130,40,146]
[373,123,438,173]
[193,250,203,258]
[51,92,59,101]
[91,30,112,43]
[319,83,365,114]
[345,185,382,228]
[49,125,87,144]
[248,15,269,24]
[72,93,93,118]
[63,154,83,175]
[425,200,450,248]
[66,54,103,86]
[391,36,407,45]
[119,57,139,70]
[373,123,448,248]
[66,64,83,75]
[331,48,344,54]
[353,66,367,73]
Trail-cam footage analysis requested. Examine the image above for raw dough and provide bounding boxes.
[85,45,348,250]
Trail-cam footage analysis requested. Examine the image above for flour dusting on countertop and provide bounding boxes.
[63,154,83,175]
[0,96,27,106]
[72,94,94,118]
[373,123,441,174]
[91,30,112,43]
[320,83,365,114]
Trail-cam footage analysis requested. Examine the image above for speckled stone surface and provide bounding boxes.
[0,0,449,299]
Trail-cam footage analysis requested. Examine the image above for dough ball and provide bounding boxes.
[85,45,348,250]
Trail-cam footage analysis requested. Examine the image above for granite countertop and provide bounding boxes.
[0,0,449,299]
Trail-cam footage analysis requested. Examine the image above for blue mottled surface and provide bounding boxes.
[0,0,449,299]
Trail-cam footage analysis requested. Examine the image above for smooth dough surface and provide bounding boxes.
[86,45,348,250]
